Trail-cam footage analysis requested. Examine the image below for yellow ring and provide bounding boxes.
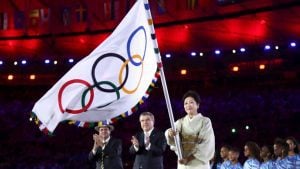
[119,54,143,94]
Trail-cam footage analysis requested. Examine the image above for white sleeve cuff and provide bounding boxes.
[134,145,139,152]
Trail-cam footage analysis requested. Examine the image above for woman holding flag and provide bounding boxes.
[165,90,215,169]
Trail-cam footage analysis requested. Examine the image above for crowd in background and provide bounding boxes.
[211,137,300,169]
[0,86,299,168]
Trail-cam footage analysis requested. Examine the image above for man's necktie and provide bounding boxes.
[145,134,150,146]
[101,142,107,169]
[101,151,104,169]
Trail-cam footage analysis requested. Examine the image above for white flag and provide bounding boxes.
[32,0,158,132]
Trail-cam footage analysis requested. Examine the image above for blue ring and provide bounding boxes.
[127,26,147,66]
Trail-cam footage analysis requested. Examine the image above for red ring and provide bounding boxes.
[58,79,94,114]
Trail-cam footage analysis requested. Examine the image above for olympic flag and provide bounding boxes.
[32,0,158,133]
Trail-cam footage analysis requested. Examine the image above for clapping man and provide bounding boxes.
[89,124,123,169]
[130,112,167,169]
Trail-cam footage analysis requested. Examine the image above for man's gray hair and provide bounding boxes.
[140,112,155,122]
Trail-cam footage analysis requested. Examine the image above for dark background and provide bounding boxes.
[0,0,300,168]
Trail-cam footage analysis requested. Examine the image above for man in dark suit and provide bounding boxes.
[129,112,167,169]
[89,124,123,169]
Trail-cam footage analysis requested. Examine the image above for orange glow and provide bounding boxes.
[181,69,187,75]
[232,66,239,72]
[8,75,14,80]
[259,64,265,70]
[30,74,36,80]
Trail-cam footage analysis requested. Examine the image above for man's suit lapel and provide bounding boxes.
[150,129,157,143]
[140,132,145,147]
[104,137,112,150]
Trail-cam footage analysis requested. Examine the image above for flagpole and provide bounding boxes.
[143,0,183,160]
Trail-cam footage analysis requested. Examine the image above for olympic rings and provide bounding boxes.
[58,79,94,114]
[127,26,147,66]
[58,25,148,114]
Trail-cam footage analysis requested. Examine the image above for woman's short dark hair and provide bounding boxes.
[182,90,201,104]
[286,136,299,153]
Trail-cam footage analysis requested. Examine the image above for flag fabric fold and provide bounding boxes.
[32,0,158,133]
